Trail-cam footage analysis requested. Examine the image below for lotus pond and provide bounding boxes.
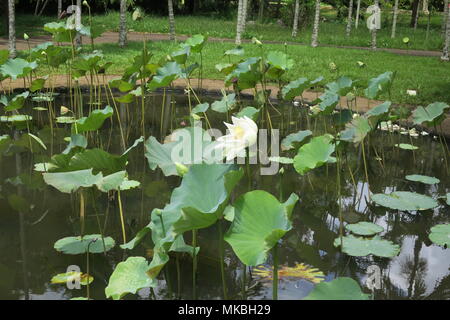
[0,28,449,300]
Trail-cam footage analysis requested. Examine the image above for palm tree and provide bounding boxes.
[311,0,321,47]
[8,0,16,58]
[443,0,449,37]
[292,0,300,37]
[346,0,354,36]
[119,0,127,48]
[355,0,361,28]
[236,0,248,45]
[168,0,176,41]
[442,2,450,61]
[391,0,399,38]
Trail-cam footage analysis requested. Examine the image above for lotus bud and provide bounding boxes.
[23,33,29,40]
[175,163,189,177]
[82,1,89,6]
[251,37,262,46]
[279,167,285,175]
[60,106,70,115]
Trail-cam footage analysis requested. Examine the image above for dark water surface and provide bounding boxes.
[0,92,449,300]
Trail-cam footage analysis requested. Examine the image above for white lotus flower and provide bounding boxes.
[406,90,417,96]
[215,116,258,161]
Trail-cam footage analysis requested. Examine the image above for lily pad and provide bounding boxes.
[345,222,384,236]
[51,272,93,285]
[293,134,336,175]
[395,143,418,150]
[54,234,115,255]
[405,174,440,185]
[334,235,400,257]
[304,277,370,300]
[224,191,299,266]
[105,257,156,300]
[372,191,438,211]
[429,224,450,247]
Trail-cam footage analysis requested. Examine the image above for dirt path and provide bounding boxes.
[2,74,449,137]
[0,31,443,58]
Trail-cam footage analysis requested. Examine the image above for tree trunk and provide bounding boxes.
[75,0,82,48]
[168,0,176,40]
[8,0,16,58]
[391,0,399,38]
[442,1,450,61]
[311,0,321,47]
[371,0,380,50]
[443,0,449,37]
[292,0,300,37]
[346,0,354,36]
[58,0,62,18]
[413,0,421,30]
[355,0,361,28]
[119,0,127,48]
[410,0,419,27]
[242,0,248,34]
[38,0,50,16]
[258,0,265,22]
[235,0,244,45]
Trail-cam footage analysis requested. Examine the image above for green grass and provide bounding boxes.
[91,40,450,105]
[10,9,447,51]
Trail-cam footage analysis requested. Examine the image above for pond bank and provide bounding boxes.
[2,75,449,138]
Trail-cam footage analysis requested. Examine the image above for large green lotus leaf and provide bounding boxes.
[304,277,370,300]
[429,224,450,247]
[97,171,127,192]
[51,272,93,286]
[235,106,260,121]
[171,164,244,234]
[30,78,46,93]
[72,106,113,134]
[345,222,384,236]
[1,91,30,111]
[317,90,340,115]
[412,102,449,127]
[183,34,207,53]
[211,93,237,113]
[364,71,394,99]
[147,62,183,90]
[281,77,310,100]
[294,134,336,175]
[281,130,312,151]
[105,257,156,300]
[68,148,127,175]
[225,57,261,90]
[171,45,190,64]
[224,191,299,266]
[366,101,392,119]
[334,235,400,257]
[405,174,440,185]
[191,102,209,114]
[0,58,38,80]
[72,51,103,72]
[43,169,103,193]
[144,127,216,176]
[325,76,353,96]
[62,134,88,154]
[43,22,76,42]
[339,116,372,143]
[266,51,294,78]
[372,191,438,211]
[54,234,115,254]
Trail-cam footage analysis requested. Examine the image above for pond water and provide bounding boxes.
[0,91,449,300]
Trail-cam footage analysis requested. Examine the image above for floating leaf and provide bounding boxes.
[345,222,384,236]
[372,191,438,211]
[304,277,370,300]
[293,134,336,175]
[395,143,418,150]
[51,272,93,285]
[429,224,450,247]
[224,191,299,266]
[334,235,400,257]
[253,263,325,284]
[54,234,115,255]
[268,156,294,164]
[405,174,440,185]
[105,257,156,300]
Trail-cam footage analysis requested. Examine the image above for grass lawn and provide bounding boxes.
[92,39,450,106]
[11,8,447,51]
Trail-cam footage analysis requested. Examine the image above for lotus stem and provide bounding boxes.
[117,190,127,245]
[192,229,198,299]
[218,219,228,299]
[272,242,279,300]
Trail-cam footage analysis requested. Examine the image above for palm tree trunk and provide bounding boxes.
[119,0,127,48]
[168,0,176,41]
[442,2,450,61]
[242,0,248,34]
[75,0,82,48]
[443,0,449,37]
[311,0,321,47]
[355,0,361,28]
[391,0,399,38]
[413,0,421,30]
[58,0,62,18]
[236,0,244,45]
[8,0,16,58]
[292,0,300,37]
[346,0,354,36]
